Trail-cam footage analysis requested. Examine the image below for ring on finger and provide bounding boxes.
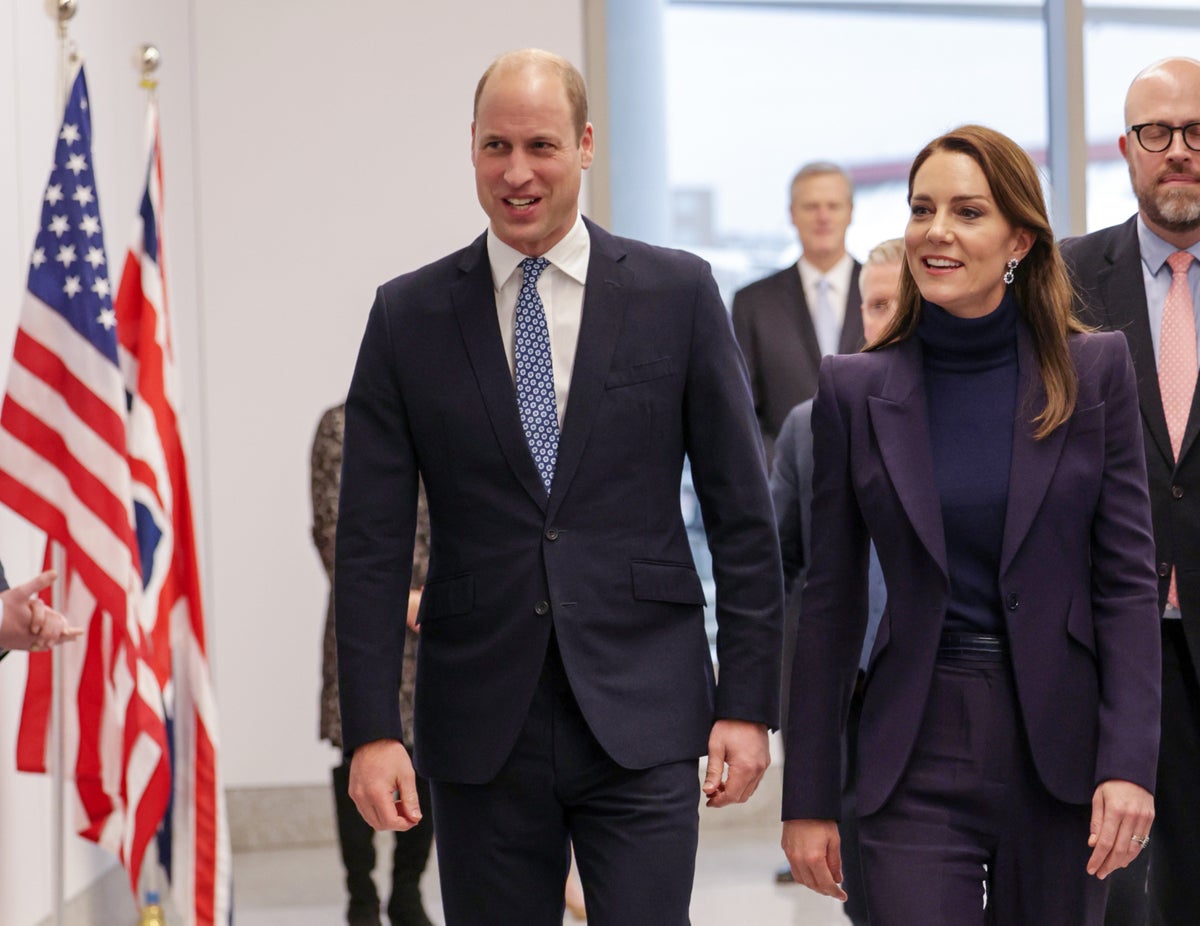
[1131,834,1150,849]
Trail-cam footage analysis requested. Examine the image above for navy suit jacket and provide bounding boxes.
[336,219,784,784]
[732,262,863,459]
[1063,217,1200,687]
[782,324,1161,821]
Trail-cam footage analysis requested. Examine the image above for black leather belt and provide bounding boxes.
[938,631,1009,662]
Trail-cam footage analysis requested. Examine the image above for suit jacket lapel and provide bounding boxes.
[1000,323,1070,575]
[837,260,865,354]
[1100,218,1174,465]
[548,220,628,520]
[867,338,948,579]
[450,234,549,511]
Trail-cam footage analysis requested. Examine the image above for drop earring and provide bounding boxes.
[1004,258,1019,285]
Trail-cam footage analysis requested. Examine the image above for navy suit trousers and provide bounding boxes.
[430,635,700,926]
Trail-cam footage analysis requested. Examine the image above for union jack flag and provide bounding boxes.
[115,94,233,926]
[3,64,171,895]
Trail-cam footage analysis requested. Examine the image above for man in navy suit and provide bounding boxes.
[1062,56,1200,926]
[335,49,783,926]
[732,161,863,463]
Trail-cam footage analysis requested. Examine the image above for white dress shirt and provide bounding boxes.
[797,251,856,351]
[488,214,590,428]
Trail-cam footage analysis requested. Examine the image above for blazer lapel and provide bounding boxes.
[867,338,948,579]
[450,234,549,511]
[547,220,628,520]
[1099,219,1173,465]
[783,271,823,371]
[999,324,1070,575]
[837,260,865,354]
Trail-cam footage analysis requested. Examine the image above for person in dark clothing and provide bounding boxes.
[782,125,1161,926]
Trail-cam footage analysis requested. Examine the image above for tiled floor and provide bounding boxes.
[233,822,851,925]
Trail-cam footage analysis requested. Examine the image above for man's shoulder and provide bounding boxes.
[1060,215,1138,266]
[376,234,487,299]
[590,222,711,279]
[732,265,796,305]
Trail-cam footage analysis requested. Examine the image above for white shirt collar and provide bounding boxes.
[486,213,590,290]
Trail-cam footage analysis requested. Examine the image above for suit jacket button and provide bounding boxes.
[1172,485,1184,499]
[534,600,550,616]
[545,528,559,541]
[1159,562,1171,577]
[1006,592,1019,611]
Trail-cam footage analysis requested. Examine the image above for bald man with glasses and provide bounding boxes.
[1062,56,1200,926]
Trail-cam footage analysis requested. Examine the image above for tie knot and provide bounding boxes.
[816,277,831,293]
[1168,250,1194,276]
[522,256,550,285]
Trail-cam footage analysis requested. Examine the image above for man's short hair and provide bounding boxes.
[789,161,854,204]
[474,49,589,143]
[858,237,905,291]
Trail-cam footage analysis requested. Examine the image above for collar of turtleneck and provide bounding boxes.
[917,290,1019,373]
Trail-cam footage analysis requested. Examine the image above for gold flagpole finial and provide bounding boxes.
[139,44,160,90]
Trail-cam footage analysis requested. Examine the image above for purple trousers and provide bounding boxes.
[858,654,1108,926]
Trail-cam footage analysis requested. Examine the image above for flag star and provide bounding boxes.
[91,277,110,298]
[80,98,88,111]
[56,244,77,268]
[79,214,100,237]
[63,276,82,298]
[71,185,94,206]
[65,153,88,176]
[31,248,46,268]
[48,215,70,237]
[85,247,105,269]
[45,184,64,205]
[60,123,80,145]
[97,308,116,329]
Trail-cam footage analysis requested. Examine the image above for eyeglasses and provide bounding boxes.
[1126,122,1200,153]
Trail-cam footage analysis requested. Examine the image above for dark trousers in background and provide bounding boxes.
[430,635,700,926]
[841,682,868,926]
[859,656,1107,926]
[1107,621,1200,926]
[332,760,434,926]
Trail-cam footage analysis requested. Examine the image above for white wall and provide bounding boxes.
[2,1,587,920]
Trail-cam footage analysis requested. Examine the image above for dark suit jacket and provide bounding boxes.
[731,262,863,459]
[336,219,784,784]
[1063,217,1200,687]
[782,324,1161,821]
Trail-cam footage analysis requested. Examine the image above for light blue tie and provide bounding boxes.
[514,257,559,492]
[813,277,838,357]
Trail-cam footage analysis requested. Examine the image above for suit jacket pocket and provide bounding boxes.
[605,356,674,389]
[418,573,474,623]
[630,559,707,606]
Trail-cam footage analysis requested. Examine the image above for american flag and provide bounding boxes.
[3,64,171,897]
[114,95,233,926]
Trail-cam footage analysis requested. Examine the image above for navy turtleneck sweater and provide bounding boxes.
[917,292,1019,637]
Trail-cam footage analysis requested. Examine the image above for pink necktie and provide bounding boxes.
[1159,249,1196,608]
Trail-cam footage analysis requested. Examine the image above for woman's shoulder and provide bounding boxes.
[1068,327,1131,368]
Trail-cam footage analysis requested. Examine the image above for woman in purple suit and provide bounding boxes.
[781,125,1160,925]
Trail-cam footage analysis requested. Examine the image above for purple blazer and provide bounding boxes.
[782,323,1161,821]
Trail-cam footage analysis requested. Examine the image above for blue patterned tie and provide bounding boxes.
[514,257,559,492]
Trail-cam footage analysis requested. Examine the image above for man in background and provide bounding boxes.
[1061,56,1200,926]
[770,239,901,915]
[733,161,862,462]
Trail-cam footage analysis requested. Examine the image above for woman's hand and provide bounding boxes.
[1087,779,1154,879]
[782,818,847,901]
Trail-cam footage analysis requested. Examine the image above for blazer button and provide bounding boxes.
[1159,562,1171,577]
[1172,485,1184,499]
[545,528,559,541]
[1006,592,1019,611]
[534,600,550,616]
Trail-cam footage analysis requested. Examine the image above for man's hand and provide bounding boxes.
[0,569,83,652]
[1087,779,1154,879]
[782,819,847,900]
[406,588,423,633]
[348,739,422,831]
[701,719,769,808]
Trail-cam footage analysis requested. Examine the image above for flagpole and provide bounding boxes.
[48,7,78,925]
